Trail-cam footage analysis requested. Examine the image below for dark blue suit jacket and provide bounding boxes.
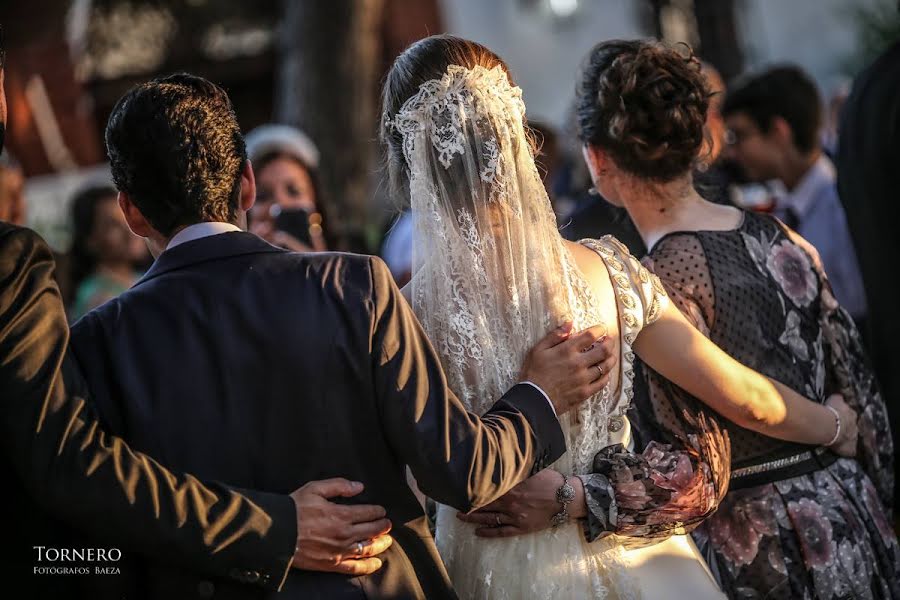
[71,231,564,599]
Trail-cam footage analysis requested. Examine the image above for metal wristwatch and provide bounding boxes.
[550,473,576,527]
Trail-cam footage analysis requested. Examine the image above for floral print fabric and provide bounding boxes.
[693,459,898,599]
[580,438,725,542]
[635,211,898,599]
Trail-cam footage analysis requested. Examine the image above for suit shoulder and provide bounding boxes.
[280,250,381,267]
[0,224,52,259]
[0,225,58,303]
[69,301,103,337]
[70,293,124,339]
[278,251,388,283]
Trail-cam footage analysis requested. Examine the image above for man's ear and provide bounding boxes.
[238,160,256,213]
[118,192,154,238]
[770,116,794,147]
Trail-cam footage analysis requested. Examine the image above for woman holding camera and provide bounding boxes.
[245,124,330,252]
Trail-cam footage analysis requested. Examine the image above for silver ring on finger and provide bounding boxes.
[596,364,604,376]
[353,541,364,555]
[495,515,502,527]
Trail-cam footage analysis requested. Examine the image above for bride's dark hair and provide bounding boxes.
[576,40,711,182]
[380,35,514,198]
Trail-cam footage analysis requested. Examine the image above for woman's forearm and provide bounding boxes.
[736,376,837,445]
[636,302,839,448]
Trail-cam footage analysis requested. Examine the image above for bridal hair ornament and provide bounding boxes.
[385,64,524,180]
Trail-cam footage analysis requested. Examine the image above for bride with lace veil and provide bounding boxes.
[379,35,858,599]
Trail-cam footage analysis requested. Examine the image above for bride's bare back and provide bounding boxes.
[563,240,626,400]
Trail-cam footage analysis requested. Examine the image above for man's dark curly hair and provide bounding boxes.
[105,73,246,237]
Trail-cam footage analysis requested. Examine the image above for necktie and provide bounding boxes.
[782,206,800,230]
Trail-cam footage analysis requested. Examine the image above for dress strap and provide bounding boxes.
[579,236,669,416]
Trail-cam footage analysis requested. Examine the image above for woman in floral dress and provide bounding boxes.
[574,40,899,598]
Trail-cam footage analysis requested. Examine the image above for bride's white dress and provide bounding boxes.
[432,237,723,599]
[389,63,723,599]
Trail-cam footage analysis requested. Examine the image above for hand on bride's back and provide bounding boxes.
[519,322,616,415]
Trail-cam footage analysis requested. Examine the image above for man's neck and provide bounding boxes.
[146,221,242,259]
[778,149,821,191]
[146,235,168,260]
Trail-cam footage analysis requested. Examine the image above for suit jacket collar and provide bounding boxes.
[135,231,285,287]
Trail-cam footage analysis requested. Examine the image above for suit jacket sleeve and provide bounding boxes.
[0,225,296,591]
[368,256,565,513]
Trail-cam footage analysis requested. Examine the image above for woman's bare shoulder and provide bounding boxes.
[563,239,614,294]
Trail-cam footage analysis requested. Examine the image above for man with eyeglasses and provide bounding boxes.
[721,65,867,325]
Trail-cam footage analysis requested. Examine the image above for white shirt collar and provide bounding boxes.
[166,222,242,251]
[779,155,836,219]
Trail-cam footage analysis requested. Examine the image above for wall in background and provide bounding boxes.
[443,0,648,129]
[443,0,886,127]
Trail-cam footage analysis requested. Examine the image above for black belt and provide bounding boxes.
[729,447,839,490]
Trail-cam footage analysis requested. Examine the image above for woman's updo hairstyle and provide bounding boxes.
[576,39,712,182]
[380,34,513,199]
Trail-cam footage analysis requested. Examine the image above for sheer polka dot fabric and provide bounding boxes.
[643,213,824,466]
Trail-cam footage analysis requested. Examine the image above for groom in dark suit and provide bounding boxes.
[70,74,614,599]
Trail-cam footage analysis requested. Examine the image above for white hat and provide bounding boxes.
[244,124,320,169]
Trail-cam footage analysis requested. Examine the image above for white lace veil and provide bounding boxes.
[386,64,614,473]
[386,61,640,600]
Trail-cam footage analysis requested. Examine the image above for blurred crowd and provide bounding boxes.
[0,55,873,336]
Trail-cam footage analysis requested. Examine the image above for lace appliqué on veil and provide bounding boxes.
[386,64,525,172]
